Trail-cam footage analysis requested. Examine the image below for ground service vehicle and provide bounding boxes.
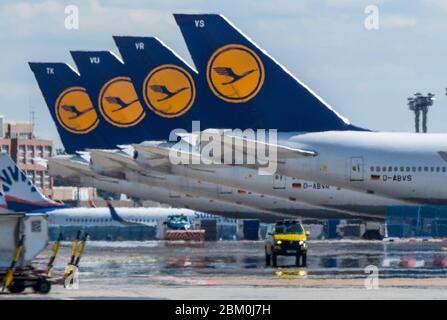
[265,220,309,267]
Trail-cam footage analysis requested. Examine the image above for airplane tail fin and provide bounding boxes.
[0,153,66,212]
[114,35,261,131]
[106,199,123,222]
[106,199,135,225]
[113,36,202,130]
[174,14,366,132]
[70,51,152,147]
[29,62,104,154]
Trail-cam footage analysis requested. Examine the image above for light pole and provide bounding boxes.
[407,92,435,133]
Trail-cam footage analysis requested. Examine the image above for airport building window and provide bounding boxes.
[44,172,51,188]
[35,172,42,187]
[18,145,25,163]
[44,146,52,158]
[36,146,43,157]
[26,145,34,164]
[26,170,34,181]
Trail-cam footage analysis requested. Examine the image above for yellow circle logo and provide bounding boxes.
[98,76,146,128]
[143,64,195,118]
[55,87,99,134]
[207,44,264,103]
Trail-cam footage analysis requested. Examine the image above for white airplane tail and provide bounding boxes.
[0,153,65,212]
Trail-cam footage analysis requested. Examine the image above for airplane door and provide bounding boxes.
[273,174,286,189]
[349,157,364,181]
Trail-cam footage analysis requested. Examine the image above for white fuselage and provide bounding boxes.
[277,131,447,204]
[48,156,282,222]
[47,207,232,227]
[93,150,358,219]
[166,164,406,218]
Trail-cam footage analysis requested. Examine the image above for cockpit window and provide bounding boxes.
[275,223,304,234]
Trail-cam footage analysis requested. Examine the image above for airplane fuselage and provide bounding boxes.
[279,131,447,204]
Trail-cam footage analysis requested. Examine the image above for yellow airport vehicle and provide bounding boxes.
[265,220,310,267]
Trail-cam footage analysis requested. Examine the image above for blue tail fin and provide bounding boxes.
[29,62,108,153]
[106,199,138,225]
[113,36,261,131]
[70,51,156,147]
[105,199,125,223]
[174,14,364,132]
[0,153,66,212]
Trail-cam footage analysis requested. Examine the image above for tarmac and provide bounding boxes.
[1,239,447,299]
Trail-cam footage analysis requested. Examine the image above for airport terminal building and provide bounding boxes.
[0,116,53,197]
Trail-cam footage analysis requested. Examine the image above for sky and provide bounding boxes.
[1,0,447,149]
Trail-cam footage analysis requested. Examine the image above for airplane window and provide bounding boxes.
[431,167,434,172]
[418,167,422,172]
[376,166,380,172]
[406,167,410,172]
[424,167,428,172]
[436,167,440,172]
[388,166,392,172]
[352,166,357,171]
[400,167,404,172]
[394,166,398,171]
[382,166,386,172]
[370,167,374,172]
[443,167,446,172]
[412,167,416,172]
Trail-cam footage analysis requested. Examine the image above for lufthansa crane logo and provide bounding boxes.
[98,76,146,128]
[143,64,195,118]
[207,44,264,103]
[55,87,99,134]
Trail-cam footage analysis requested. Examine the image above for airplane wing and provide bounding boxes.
[89,149,142,172]
[133,143,177,170]
[174,130,317,160]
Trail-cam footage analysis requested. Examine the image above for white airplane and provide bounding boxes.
[134,140,407,219]
[88,147,359,220]
[47,200,232,228]
[47,153,284,222]
[170,14,447,205]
